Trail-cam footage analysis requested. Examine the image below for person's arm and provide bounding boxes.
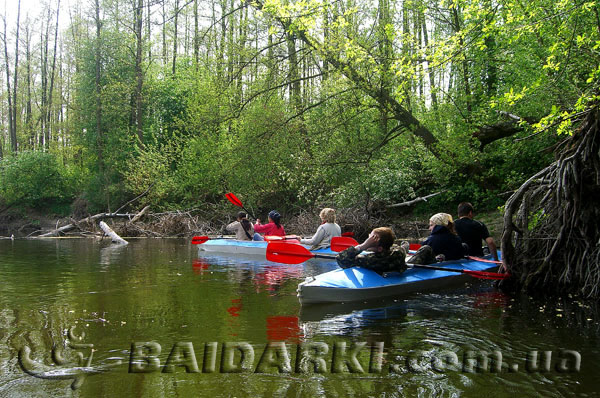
[300,225,326,245]
[253,222,268,233]
[336,246,361,268]
[336,233,379,268]
[485,237,498,261]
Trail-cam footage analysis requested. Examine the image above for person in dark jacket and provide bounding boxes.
[336,227,407,274]
[408,213,467,264]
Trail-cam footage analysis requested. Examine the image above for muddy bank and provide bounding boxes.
[1,207,504,244]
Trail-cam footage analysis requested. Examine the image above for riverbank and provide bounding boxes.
[1,207,504,243]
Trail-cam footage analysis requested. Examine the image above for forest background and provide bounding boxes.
[0,0,598,237]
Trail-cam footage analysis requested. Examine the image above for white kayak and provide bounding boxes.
[197,238,338,258]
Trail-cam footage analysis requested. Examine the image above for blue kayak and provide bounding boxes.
[297,252,502,304]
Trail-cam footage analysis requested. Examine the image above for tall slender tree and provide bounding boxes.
[94,0,106,207]
[46,1,61,148]
[135,0,144,143]
[2,0,21,153]
[172,0,179,74]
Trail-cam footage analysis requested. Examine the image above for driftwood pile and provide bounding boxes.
[32,206,218,240]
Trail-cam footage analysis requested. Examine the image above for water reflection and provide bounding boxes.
[99,243,128,266]
[1,239,599,397]
[196,252,337,296]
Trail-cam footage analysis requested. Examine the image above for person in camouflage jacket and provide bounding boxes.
[336,227,407,274]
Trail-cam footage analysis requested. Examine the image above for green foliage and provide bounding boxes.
[4,0,597,221]
[0,152,74,212]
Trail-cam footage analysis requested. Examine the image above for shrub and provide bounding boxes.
[0,151,73,211]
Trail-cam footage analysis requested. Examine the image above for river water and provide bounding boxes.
[0,238,598,397]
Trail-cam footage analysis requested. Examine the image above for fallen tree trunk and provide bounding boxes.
[38,213,137,237]
[99,221,128,245]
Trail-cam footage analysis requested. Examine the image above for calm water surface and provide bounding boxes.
[1,238,599,397]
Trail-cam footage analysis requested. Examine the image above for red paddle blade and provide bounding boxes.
[464,270,510,280]
[266,242,315,264]
[330,236,359,252]
[409,243,422,251]
[191,236,209,244]
[225,192,243,208]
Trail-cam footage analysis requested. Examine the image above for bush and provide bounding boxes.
[0,151,73,211]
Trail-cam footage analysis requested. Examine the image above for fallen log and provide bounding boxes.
[38,213,134,237]
[99,221,128,245]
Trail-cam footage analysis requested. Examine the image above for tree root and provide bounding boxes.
[500,104,600,297]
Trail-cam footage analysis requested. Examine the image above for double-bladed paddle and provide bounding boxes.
[191,236,235,244]
[265,242,510,280]
[408,243,502,264]
[330,236,359,251]
[225,192,256,219]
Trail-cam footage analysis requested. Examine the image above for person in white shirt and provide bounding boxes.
[225,211,255,240]
[300,208,342,250]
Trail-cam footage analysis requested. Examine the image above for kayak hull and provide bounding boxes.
[197,238,337,258]
[297,254,502,304]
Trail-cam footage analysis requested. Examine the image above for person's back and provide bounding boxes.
[254,210,286,237]
[226,212,254,240]
[300,208,342,249]
[411,213,466,264]
[423,224,465,260]
[454,217,488,257]
[455,202,498,260]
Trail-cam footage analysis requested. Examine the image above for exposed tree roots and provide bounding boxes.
[501,104,600,297]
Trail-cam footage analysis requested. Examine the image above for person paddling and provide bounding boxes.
[254,210,285,239]
[225,211,254,241]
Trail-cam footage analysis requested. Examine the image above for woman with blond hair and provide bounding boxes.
[299,208,342,250]
[409,212,467,264]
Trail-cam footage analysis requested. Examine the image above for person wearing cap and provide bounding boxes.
[226,211,255,240]
[299,208,342,250]
[253,210,286,238]
[408,212,467,264]
[336,227,407,274]
[454,202,498,261]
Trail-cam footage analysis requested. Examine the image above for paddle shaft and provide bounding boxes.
[191,235,237,244]
[409,263,476,273]
[407,263,508,279]
[225,193,256,219]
